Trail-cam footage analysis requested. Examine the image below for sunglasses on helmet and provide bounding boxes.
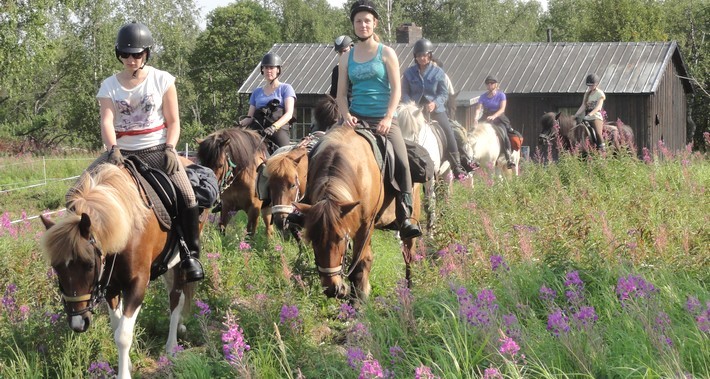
[118,51,145,59]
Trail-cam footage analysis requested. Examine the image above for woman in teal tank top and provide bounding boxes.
[335,0,421,239]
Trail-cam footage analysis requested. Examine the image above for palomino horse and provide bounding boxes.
[465,121,520,177]
[295,126,421,301]
[196,128,272,237]
[397,102,451,232]
[263,145,308,237]
[40,163,202,379]
[539,112,635,157]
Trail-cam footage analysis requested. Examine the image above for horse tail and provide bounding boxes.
[67,164,149,254]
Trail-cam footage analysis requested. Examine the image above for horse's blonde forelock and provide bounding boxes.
[41,214,94,266]
[65,164,148,254]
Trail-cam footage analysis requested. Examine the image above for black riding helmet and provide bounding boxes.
[260,53,283,77]
[334,35,353,53]
[485,75,498,84]
[115,22,153,64]
[350,0,380,22]
[586,73,600,85]
[413,38,433,58]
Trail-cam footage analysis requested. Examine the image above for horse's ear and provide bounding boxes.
[292,150,307,164]
[555,112,561,120]
[294,203,311,214]
[40,214,54,230]
[219,137,230,148]
[339,201,361,218]
[78,213,92,240]
[194,137,204,145]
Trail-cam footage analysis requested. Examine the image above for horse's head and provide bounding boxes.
[196,132,233,193]
[265,147,308,234]
[313,95,339,132]
[295,199,361,299]
[397,102,425,142]
[41,214,103,332]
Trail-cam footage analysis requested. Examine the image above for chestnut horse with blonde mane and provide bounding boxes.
[295,126,421,301]
[197,127,272,237]
[40,162,203,379]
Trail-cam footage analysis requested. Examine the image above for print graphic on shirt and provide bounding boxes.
[351,60,385,82]
[115,94,156,132]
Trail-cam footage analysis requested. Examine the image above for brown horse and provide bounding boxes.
[197,128,272,237]
[295,126,421,301]
[40,162,202,379]
[539,112,635,156]
[263,145,308,237]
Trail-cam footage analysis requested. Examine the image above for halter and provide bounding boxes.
[218,153,238,194]
[270,174,304,216]
[539,119,560,145]
[58,236,117,317]
[316,232,351,277]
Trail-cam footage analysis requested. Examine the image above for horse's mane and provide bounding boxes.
[303,127,360,246]
[540,112,557,133]
[397,102,424,141]
[42,164,149,265]
[265,147,306,179]
[313,95,339,132]
[197,128,265,170]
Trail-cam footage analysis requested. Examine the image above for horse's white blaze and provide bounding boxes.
[166,291,185,355]
[115,305,141,379]
[69,315,85,331]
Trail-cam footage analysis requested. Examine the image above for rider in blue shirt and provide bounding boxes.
[239,53,296,148]
[402,38,468,178]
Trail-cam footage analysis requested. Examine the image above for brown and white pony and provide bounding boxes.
[197,128,272,237]
[295,126,421,301]
[40,163,202,379]
[263,146,308,237]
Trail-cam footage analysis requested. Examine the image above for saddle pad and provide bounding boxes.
[123,157,173,231]
[509,133,523,151]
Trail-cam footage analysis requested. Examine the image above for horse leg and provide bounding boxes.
[424,179,436,234]
[246,206,261,237]
[164,269,190,355]
[349,243,373,303]
[114,284,148,379]
[261,207,273,238]
[105,295,122,334]
[401,236,415,288]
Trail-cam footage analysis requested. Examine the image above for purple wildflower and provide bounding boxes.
[490,255,509,272]
[685,296,702,314]
[279,304,302,330]
[415,364,439,379]
[547,309,570,337]
[2,283,17,314]
[156,355,172,370]
[616,275,658,305]
[539,285,557,306]
[654,311,674,348]
[499,336,520,356]
[389,345,405,364]
[564,271,584,288]
[346,347,366,369]
[456,287,498,328]
[222,318,250,366]
[697,303,710,333]
[350,322,371,342]
[503,313,522,340]
[337,303,357,320]
[88,361,115,379]
[573,306,598,329]
[195,299,211,316]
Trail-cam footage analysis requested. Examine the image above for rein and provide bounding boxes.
[59,237,117,317]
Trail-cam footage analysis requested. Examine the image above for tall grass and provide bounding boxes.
[0,147,708,378]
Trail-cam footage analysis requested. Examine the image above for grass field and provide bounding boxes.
[0,146,708,378]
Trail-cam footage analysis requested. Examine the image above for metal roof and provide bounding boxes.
[239,41,691,97]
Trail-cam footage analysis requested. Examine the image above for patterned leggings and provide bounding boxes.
[66,144,196,208]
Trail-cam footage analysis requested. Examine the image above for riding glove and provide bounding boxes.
[107,145,124,166]
[263,125,277,136]
[164,144,180,175]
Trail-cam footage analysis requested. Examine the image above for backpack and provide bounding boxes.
[404,139,434,183]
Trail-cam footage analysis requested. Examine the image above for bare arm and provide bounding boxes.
[98,97,117,149]
[162,84,180,146]
[337,52,354,126]
[379,46,401,135]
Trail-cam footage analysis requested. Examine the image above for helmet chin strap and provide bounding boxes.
[132,63,146,78]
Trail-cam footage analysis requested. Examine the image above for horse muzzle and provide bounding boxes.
[68,312,92,333]
[323,280,350,299]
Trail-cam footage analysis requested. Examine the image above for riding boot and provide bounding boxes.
[448,151,468,178]
[396,192,422,239]
[178,206,205,282]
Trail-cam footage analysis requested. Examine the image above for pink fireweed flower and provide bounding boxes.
[274,244,283,252]
[222,318,250,366]
[499,336,520,356]
[358,357,384,379]
[415,364,439,379]
[483,367,503,379]
[239,241,251,250]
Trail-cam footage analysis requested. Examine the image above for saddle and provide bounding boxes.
[122,156,218,281]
